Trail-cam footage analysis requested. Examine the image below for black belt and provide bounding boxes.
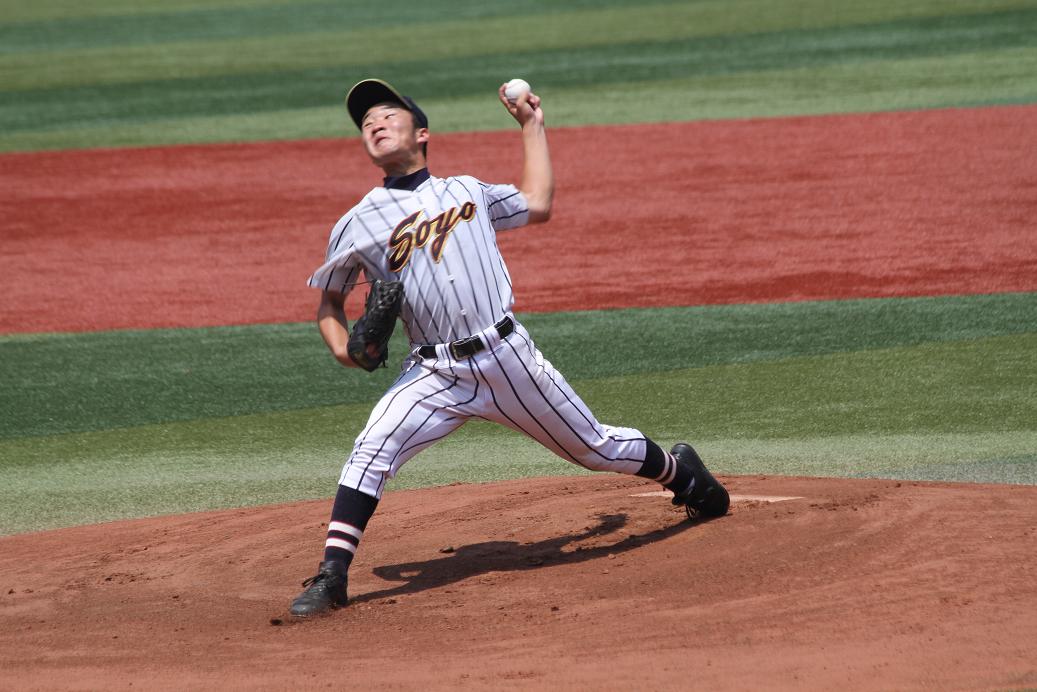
[418,316,514,360]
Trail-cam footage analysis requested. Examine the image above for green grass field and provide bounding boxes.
[2,294,1035,534]
[1,0,1035,535]
[1,0,1035,151]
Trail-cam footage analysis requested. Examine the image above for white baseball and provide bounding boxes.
[504,78,531,104]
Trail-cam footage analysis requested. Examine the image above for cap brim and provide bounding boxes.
[346,79,409,130]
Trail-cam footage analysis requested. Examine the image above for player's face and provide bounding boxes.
[361,103,428,170]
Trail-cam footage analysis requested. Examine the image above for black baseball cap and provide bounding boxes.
[346,78,428,131]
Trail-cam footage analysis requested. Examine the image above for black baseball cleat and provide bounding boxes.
[670,443,730,520]
[289,560,349,617]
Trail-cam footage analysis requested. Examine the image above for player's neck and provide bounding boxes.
[380,157,427,179]
[383,167,430,191]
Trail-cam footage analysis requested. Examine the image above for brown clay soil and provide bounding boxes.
[2,105,1036,333]
[1,474,1035,691]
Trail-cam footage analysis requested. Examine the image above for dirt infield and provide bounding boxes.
[1,474,1034,690]
[2,104,1036,333]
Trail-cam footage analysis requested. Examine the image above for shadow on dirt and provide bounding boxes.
[353,513,703,603]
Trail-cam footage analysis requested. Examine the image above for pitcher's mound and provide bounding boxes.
[1,474,1034,690]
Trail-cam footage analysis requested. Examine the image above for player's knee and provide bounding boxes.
[340,454,394,496]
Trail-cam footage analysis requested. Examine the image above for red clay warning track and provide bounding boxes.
[2,105,1036,334]
[1,474,1034,690]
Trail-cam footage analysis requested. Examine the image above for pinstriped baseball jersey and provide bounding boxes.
[307,168,649,500]
[308,171,528,346]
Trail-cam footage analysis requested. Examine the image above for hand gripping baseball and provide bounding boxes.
[498,80,543,128]
[347,279,404,372]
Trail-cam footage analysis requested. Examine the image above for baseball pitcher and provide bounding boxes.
[290,79,729,617]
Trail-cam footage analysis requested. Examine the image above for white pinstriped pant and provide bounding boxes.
[339,318,648,498]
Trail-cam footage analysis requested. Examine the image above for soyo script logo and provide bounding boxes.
[388,202,477,272]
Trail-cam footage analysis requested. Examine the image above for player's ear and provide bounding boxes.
[415,128,430,145]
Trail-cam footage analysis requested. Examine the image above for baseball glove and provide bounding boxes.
[347,279,404,372]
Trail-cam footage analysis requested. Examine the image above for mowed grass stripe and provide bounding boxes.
[4,0,1024,33]
[543,48,1037,127]
[0,0,285,24]
[5,0,1028,89]
[0,0,665,54]
[2,293,1034,440]
[0,1,805,90]
[5,47,1034,152]
[5,6,1035,132]
[3,333,1033,534]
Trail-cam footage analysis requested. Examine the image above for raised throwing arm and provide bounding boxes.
[499,83,553,224]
